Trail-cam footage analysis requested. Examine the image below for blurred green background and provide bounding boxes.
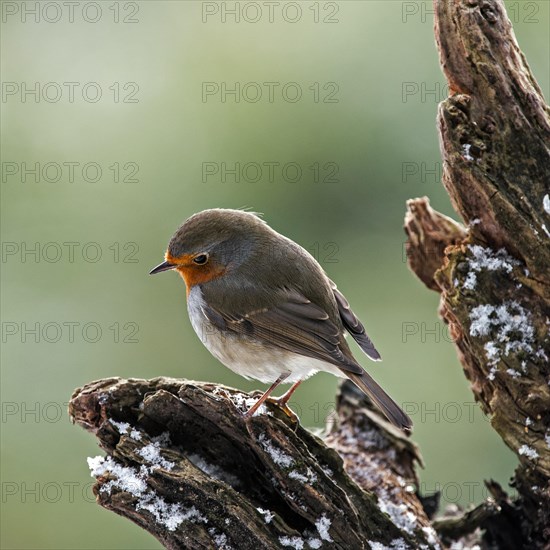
[1,1,548,548]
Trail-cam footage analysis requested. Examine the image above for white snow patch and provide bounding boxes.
[544,194,550,215]
[279,536,304,549]
[542,224,550,238]
[88,456,147,495]
[137,494,204,532]
[87,455,204,531]
[208,528,231,549]
[273,514,332,548]
[258,434,294,468]
[422,526,439,546]
[110,419,142,440]
[470,301,536,368]
[110,420,129,433]
[469,245,518,273]
[484,342,501,367]
[315,514,333,542]
[369,539,410,550]
[463,272,477,290]
[289,468,318,484]
[138,442,175,471]
[257,507,275,524]
[462,144,474,161]
[518,445,539,460]
[228,391,270,416]
[378,497,417,535]
[462,245,519,290]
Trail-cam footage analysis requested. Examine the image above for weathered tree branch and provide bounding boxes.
[404,0,550,547]
[70,377,438,549]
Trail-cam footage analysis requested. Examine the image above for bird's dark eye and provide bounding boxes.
[193,254,208,265]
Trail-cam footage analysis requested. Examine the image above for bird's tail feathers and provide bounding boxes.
[346,371,412,431]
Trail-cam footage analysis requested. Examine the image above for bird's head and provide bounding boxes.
[149,208,267,292]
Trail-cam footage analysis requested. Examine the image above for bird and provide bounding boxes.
[150,209,412,431]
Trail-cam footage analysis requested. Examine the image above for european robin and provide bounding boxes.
[150,209,412,430]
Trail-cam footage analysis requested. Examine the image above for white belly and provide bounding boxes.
[187,286,343,384]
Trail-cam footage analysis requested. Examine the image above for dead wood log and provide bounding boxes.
[69,377,439,549]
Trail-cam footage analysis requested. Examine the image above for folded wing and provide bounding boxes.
[330,281,381,361]
[201,287,363,374]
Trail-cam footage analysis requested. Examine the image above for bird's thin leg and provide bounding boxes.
[266,380,302,422]
[244,373,289,418]
[270,380,302,407]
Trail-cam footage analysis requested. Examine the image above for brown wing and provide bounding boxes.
[330,281,381,361]
[201,288,363,375]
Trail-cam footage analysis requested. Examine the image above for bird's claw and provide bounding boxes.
[266,397,299,424]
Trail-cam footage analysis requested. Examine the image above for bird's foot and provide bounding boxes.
[243,377,301,424]
[266,397,299,424]
[243,396,299,424]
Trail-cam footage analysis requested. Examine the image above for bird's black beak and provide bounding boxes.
[149,261,177,275]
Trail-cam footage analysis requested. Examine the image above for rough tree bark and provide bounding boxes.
[70,377,438,549]
[404,0,550,548]
[70,0,549,548]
